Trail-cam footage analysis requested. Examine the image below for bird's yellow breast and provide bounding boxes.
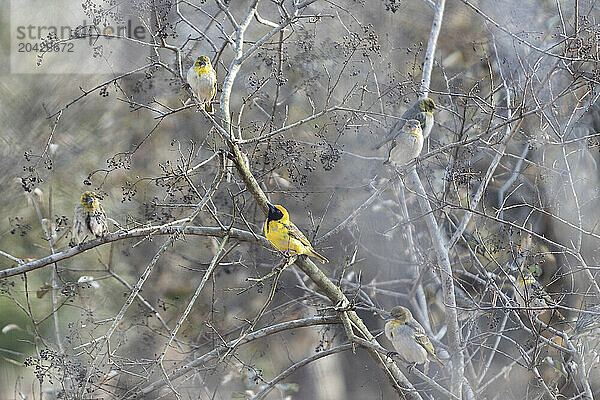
[519,275,536,287]
[264,220,308,255]
[194,64,212,75]
[386,319,403,329]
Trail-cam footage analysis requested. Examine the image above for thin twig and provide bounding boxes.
[79,153,226,396]
[251,344,353,400]
[128,316,341,399]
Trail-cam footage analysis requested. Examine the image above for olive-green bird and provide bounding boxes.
[373,97,436,151]
[517,226,558,286]
[440,211,517,271]
[514,265,564,319]
[425,282,485,323]
[573,304,600,340]
[186,55,217,113]
[386,119,423,166]
[72,191,108,244]
[385,306,444,366]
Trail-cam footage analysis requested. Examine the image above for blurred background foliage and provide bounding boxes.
[1,0,600,398]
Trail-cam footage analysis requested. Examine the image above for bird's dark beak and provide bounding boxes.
[384,314,393,321]
[267,202,276,216]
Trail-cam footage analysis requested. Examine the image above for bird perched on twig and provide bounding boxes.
[372,97,437,151]
[572,304,600,340]
[385,119,423,167]
[264,203,328,263]
[516,225,558,286]
[569,304,600,359]
[425,281,486,323]
[440,212,496,265]
[385,306,444,366]
[440,211,524,273]
[72,191,108,244]
[186,55,217,113]
[514,265,565,320]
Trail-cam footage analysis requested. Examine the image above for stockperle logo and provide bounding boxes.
[10,0,148,74]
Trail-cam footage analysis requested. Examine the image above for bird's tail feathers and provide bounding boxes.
[309,249,329,263]
[550,308,566,321]
[431,354,445,367]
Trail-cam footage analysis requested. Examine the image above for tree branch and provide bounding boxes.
[129,316,341,399]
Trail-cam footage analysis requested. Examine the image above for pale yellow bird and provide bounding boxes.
[72,191,108,244]
[186,55,217,113]
[386,119,423,166]
[373,97,437,151]
[385,306,444,366]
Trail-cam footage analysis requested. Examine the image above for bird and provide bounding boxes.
[385,119,423,166]
[569,304,600,356]
[385,306,444,366]
[516,225,558,286]
[572,304,600,339]
[186,55,217,113]
[514,265,564,319]
[72,191,108,244]
[440,211,505,269]
[425,281,485,323]
[264,203,329,263]
[372,97,437,151]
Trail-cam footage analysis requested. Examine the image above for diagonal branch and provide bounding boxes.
[420,0,446,97]
[251,343,354,400]
[0,225,269,279]
[128,316,341,399]
[78,152,227,396]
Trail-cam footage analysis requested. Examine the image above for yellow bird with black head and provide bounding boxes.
[264,203,328,263]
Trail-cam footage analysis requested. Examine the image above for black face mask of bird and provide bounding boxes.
[267,204,284,221]
[266,203,284,233]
